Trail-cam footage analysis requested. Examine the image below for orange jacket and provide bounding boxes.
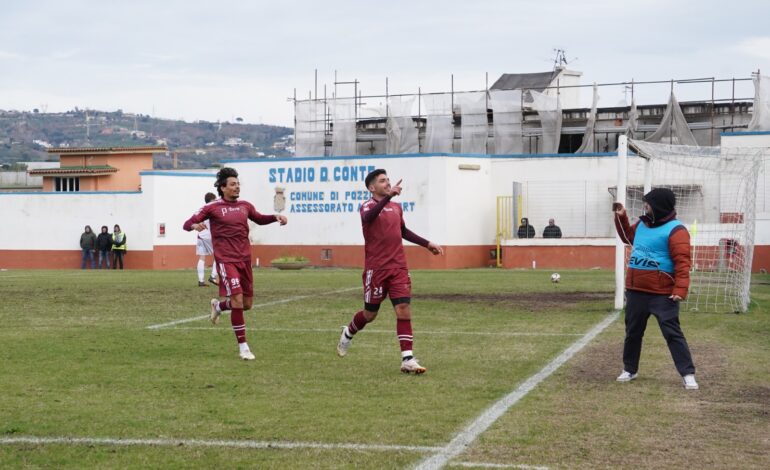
[614,211,691,299]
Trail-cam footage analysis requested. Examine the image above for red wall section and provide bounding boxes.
[2,244,769,272]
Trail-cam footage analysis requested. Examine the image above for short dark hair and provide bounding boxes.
[365,169,387,190]
[204,192,216,203]
[215,167,239,197]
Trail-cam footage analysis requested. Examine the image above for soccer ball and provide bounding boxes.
[550,273,561,283]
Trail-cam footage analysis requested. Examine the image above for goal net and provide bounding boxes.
[615,138,764,313]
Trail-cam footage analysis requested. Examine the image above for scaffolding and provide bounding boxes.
[292,72,762,157]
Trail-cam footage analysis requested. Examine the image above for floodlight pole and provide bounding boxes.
[615,135,628,310]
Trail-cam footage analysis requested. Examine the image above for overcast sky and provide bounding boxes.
[2,0,769,127]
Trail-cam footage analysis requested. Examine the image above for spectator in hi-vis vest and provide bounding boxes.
[111,224,127,270]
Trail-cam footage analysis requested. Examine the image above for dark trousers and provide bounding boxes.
[112,250,125,269]
[97,250,111,269]
[623,290,695,376]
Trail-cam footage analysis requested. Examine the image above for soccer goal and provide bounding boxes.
[614,135,764,313]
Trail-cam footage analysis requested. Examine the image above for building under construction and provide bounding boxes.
[293,68,765,157]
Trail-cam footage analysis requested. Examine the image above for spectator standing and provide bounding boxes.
[96,225,112,269]
[79,226,97,269]
[112,224,127,269]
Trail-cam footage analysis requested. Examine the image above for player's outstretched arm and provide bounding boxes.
[247,203,284,225]
[427,241,444,255]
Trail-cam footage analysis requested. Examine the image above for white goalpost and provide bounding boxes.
[615,136,764,313]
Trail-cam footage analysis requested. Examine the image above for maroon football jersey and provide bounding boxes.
[360,197,407,270]
[184,199,276,263]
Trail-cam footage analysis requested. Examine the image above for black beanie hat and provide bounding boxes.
[643,188,676,223]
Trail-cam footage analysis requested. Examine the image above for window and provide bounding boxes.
[54,177,80,192]
[320,248,332,261]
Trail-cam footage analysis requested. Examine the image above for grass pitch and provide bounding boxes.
[0,268,767,469]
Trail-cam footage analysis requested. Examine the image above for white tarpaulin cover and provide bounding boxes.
[331,98,356,156]
[530,90,562,153]
[748,74,770,131]
[489,89,523,154]
[644,92,697,146]
[424,93,454,153]
[295,100,325,157]
[459,92,488,154]
[576,84,599,153]
[386,96,418,154]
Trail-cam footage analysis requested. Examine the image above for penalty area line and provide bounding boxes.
[0,435,441,453]
[414,309,620,470]
[168,327,584,337]
[145,287,358,330]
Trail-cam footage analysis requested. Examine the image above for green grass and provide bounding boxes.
[0,269,767,468]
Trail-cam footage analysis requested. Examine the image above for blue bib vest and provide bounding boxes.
[628,219,682,273]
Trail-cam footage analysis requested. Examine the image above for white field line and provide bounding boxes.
[414,310,620,470]
[0,435,441,453]
[168,327,583,337]
[145,287,359,330]
[451,462,549,470]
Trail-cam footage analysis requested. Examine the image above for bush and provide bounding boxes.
[271,256,309,263]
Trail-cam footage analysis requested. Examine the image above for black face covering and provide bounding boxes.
[643,188,676,226]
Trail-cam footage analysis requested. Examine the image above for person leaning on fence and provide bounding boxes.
[516,217,536,239]
[96,225,112,269]
[111,224,127,269]
[542,218,562,238]
[79,225,97,269]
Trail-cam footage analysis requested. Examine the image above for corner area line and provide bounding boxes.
[0,435,441,453]
[145,287,358,330]
[414,310,620,470]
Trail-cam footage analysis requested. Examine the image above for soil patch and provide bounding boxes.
[420,291,613,311]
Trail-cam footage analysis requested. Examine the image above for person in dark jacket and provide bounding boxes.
[79,225,97,269]
[516,217,535,239]
[96,225,112,269]
[542,218,562,238]
[111,224,127,269]
[613,188,698,390]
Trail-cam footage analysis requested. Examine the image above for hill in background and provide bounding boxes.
[0,109,294,169]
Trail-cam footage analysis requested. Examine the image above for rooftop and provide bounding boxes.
[47,146,168,155]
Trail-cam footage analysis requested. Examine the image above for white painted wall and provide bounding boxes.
[228,155,493,246]
[0,191,151,250]
[141,171,218,246]
[1,148,767,255]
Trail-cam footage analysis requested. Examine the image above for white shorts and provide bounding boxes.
[196,238,214,256]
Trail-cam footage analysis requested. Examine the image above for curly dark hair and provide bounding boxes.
[215,167,239,197]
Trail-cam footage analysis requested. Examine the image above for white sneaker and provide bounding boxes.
[616,370,638,382]
[400,358,427,375]
[336,326,351,357]
[682,374,699,390]
[210,299,221,325]
[239,349,255,361]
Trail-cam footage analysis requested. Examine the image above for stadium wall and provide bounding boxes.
[1,149,768,272]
